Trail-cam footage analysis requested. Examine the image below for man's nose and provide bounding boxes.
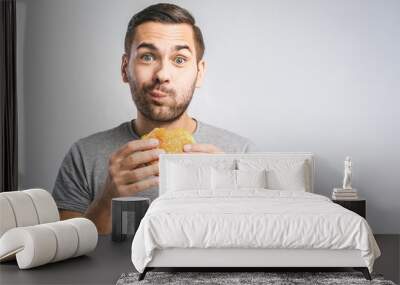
[153,60,171,84]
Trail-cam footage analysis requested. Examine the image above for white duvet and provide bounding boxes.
[131,189,381,273]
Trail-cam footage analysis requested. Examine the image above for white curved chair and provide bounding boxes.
[0,189,98,269]
[0,218,98,269]
[0,189,60,237]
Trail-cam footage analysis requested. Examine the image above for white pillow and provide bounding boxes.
[237,159,307,191]
[236,169,268,188]
[211,168,268,190]
[167,162,212,191]
[211,168,237,190]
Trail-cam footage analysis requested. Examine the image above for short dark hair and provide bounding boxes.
[124,3,205,62]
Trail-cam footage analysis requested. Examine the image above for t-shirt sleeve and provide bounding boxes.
[52,142,91,214]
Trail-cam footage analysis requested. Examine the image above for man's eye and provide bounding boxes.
[141,54,154,62]
[174,56,187,65]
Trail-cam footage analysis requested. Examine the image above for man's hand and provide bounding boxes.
[183,143,224,154]
[101,138,165,200]
[84,138,165,234]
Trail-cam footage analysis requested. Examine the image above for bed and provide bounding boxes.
[130,153,381,281]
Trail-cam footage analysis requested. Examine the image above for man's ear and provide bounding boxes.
[121,54,129,83]
[195,59,206,88]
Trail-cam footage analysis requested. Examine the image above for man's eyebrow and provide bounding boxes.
[136,42,192,54]
[136,42,158,50]
[174,44,192,53]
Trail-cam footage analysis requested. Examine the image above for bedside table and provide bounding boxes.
[111,197,150,242]
[332,198,366,218]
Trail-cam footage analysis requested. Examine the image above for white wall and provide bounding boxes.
[16,0,400,234]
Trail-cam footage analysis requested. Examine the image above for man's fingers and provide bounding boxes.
[118,164,159,184]
[183,143,224,154]
[119,176,159,196]
[119,148,165,170]
[113,138,160,160]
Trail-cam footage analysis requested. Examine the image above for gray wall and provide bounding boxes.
[16,0,400,234]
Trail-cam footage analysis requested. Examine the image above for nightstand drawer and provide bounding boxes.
[332,199,366,218]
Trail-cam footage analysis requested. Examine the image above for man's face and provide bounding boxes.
[122,22,205,122]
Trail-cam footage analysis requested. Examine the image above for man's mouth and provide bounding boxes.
[148,90,168,99]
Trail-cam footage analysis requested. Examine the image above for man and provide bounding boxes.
[52,3,258,234]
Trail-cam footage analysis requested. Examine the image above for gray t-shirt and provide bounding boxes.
[52,118,258,213]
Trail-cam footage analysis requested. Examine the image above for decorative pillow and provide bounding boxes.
[166,162,212,191]
[237,159,307,191]
[236,169,268,188]
[211,168,237,190]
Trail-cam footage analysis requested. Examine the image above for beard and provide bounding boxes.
[127,74,197,123]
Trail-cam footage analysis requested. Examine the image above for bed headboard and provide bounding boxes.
[158,152,314,195]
